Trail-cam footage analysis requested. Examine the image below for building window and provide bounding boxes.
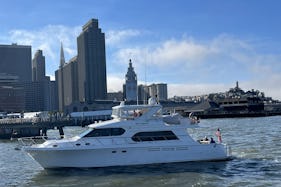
[131,131,178,142]
[84,128,125,137]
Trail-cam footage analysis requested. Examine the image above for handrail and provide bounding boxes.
[18,136,48,146]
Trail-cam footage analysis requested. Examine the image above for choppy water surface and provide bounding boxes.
[1,116,281,187]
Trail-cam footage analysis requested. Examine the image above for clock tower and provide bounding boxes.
[124,59,137,101]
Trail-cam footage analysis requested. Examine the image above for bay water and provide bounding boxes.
[1,116,281,187]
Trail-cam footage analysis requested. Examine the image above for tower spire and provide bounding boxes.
[60,42,65,68]
[236,81,239,89]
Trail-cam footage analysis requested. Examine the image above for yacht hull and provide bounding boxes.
[25,144,230,169]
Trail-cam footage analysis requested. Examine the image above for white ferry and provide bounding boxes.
[22,98,231,169]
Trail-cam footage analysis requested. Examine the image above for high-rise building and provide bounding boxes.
[0,44,32,82]
[77,18,107,103]
[0,44,57,112]
[139,83,168,102]
[32,50,46,82]
[30,50,46,111]
[147,83,168,101]
[0,74,25,112]
[0,44,32,112]
[138,84,149,103]
[124,59,137,101]
[156,83,168,101]
[55,44,79,112]
[56,44,66,111]
[30,50,58,112]
[61,56,78,108]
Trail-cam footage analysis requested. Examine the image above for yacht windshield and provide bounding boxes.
[112,108,119,118]
[83,128,125,137]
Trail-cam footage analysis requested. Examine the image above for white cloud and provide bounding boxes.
[151,39,211,65]
[112,34,257,69]
[106,29,141,46]
[168,83,230,97]
[107,75,124,92]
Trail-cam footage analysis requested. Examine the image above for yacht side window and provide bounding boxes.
[84,128,125,137]
[131,131,178,142]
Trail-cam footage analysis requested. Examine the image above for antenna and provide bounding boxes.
[144,52,147,104]
[136,58,139,105]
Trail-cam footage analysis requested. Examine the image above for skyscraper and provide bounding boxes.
[0,44,32,82]
[124,59,137,101]
[32,50,46,82]
[77,18,107,103]
[56,43,66,111]
[56,44,79,112]
[31,49,57,112]
[0,44,32,112]
[147,83,168,101]
[0,74,24,112]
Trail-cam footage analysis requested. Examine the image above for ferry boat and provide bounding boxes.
[22,98,231,169]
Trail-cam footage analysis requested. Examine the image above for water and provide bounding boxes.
[1,116,281,187]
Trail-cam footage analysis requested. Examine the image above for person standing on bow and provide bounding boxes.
[215,128,222,143]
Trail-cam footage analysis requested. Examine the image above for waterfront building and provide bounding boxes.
[0,44,32,112]
[32,50,46,82]
[30,50,46,111]
[48,80,58,111]
[147,83,168,101]
[77,18,107,103]
[0,44,32,82]
[0,44,57,112]
[107,91,123,102]
[0,74,25,112]
[156,83,168,101]
[56,18,108,113]
[55,44,79,112]
[30,50,57,112]
[138,84,149,103]
[137,83,168,103]
[56,44,66,111]
[124,59,137,101]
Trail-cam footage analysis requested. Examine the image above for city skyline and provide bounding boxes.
[1,1,281,99]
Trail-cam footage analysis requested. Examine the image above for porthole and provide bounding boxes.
[76,143,81,146]
[52,145,58,147]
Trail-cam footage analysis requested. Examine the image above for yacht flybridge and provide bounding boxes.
[22,98,231,169]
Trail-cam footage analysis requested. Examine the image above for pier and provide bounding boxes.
[0,110,112,139]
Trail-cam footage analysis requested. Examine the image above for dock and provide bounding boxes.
[0,111,112,139]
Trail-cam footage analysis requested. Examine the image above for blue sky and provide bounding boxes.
[1,0,281,99]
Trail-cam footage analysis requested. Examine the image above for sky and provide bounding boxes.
[1,0,281,100]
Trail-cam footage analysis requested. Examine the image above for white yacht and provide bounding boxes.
[22,98,231,169]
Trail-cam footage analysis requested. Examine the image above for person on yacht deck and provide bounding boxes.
[215,128,222,143]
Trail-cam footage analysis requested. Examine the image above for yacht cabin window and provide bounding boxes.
[84,128,125,137]
[131,131,178,142]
